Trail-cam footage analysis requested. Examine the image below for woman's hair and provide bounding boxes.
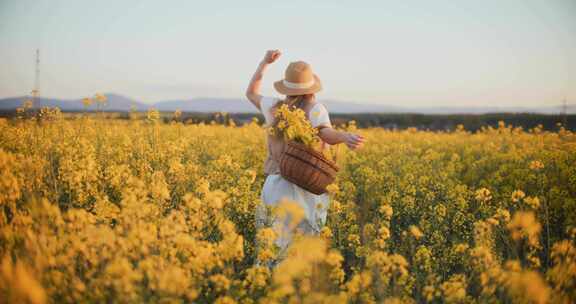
[273,94,314,109]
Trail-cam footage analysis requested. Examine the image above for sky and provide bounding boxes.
[0,0,575,107]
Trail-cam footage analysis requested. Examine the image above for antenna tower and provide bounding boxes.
[32,49,40,107]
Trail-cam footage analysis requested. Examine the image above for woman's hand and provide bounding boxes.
[318,128,365,149]
[343,132,365,150]
[262,49,281,64]
[246,49,280,110]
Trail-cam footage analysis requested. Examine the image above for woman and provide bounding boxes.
[246,50,365,263]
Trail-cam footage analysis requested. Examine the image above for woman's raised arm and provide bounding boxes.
[245,50,281,111]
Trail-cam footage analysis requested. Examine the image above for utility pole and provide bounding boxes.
[31,49,40,107]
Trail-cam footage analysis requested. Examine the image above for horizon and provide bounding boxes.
[2,92,574,112]
[1,0,575,107]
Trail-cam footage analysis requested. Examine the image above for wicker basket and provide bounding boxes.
[279,141,339,195]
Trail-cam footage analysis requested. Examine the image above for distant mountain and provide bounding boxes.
[152,98,255,113]
[99,94,149,111]
[0,93,574,114]
[0,96,85,111]
[0,94,148,112]
[322,101,576,115]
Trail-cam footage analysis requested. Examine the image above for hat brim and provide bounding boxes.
[274,74,322,96]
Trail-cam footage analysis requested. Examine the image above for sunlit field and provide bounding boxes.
[1,108,575,303]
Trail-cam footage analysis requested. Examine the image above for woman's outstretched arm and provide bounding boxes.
[245,49,281,111]
[319,127,365,150]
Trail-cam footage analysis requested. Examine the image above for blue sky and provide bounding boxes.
[1,0,574,107]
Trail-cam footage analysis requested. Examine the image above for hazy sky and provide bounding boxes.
[1,0,575,107]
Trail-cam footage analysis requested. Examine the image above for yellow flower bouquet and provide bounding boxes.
[270,104,321,149]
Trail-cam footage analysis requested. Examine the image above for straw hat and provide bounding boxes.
[274,61,322,95]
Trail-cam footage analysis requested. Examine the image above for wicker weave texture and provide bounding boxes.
[279,141,338,195]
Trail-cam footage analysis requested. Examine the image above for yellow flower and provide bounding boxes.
[320,226,333,239]
[511,190,525,203]
[23,99,34,109]
[487,218,499,226]
[0,100,573,303]
[475,188,492,202]
[1,257,47,304]
[94,93,108,103]
[274,199,305,230]
[82,97,93,107]
[379,226,391,241]
[453,243,469,254]
[273,104,319,148]
[257,228,277,247]
[507,211,541,247]
[147,108,161,122]
[210,274,231,292]
[173,109,182,119]
[529,160,544,170]
[494,208,511,223]
[379,204,393,219]
[214,296,236,304]
[409,225,424,239]
[326,183,340,195]
[524,196,540,209]
[440,274,467,303]
[503,266,550,304]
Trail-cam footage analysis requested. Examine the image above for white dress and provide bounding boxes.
[256,96,332,257]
